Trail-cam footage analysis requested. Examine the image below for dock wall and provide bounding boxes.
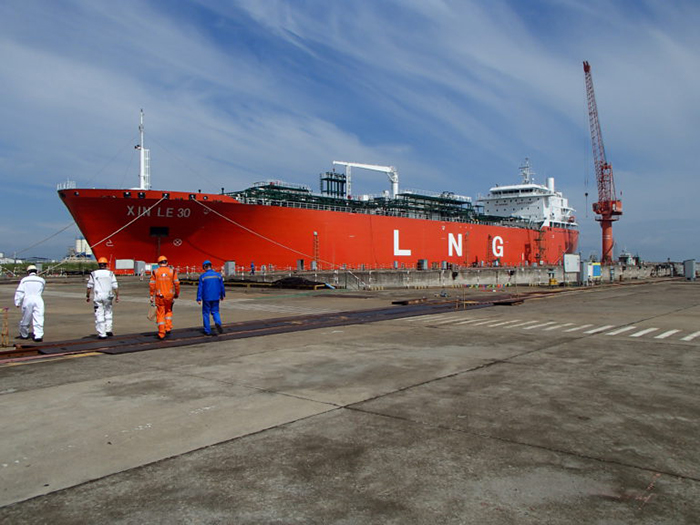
[237,262,682,291]
[0,262,684,290]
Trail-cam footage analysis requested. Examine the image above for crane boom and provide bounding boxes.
[583,61,622,263]
[332,161,399,198]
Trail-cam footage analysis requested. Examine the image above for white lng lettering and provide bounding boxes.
[394,230,411,256]
[448,233,462,257]
[492,236,504,258]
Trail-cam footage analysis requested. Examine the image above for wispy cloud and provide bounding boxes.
[0,0,698,261]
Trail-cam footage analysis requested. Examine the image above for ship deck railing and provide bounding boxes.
[253,197,483,223]
[229,187,565,230]
[232,194,487,224]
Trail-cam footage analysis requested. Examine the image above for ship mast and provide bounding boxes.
[137,109,151,190]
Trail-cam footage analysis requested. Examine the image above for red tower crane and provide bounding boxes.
[583,60,622,263]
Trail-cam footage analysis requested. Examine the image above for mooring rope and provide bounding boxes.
[88,196,167,250]
[192,198,345,270]
[32,196,168,276]
[14,223,75,257]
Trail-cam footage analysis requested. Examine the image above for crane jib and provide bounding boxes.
[583,61,623,263]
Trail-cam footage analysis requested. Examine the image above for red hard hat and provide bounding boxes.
[97,257,108,264]
[157,255,168,263]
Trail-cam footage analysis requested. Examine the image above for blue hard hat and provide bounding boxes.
[202,260,211,267]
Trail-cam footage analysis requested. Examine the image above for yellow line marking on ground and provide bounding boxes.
[0,352,102,368]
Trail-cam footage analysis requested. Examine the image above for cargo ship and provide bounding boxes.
[58,113,578,272]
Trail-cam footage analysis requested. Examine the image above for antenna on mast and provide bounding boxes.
[136,109,151,190]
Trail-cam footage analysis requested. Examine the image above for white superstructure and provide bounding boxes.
[478,159,577,229]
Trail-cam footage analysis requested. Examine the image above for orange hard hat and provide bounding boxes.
[157,255,168,263]
[97,257,108,264]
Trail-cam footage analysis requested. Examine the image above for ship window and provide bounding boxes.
[189,194,197,200]
[138,192,146,199]
[162,193,170,199]
[123,191,131,198]
[150,226,169,237]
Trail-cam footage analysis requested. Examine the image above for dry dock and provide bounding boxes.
[0,277,698,523]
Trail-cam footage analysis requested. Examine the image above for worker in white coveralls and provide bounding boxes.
[86,257,119,339]
[14,264,46,342]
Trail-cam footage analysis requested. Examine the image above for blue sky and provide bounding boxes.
[1,0,698,262]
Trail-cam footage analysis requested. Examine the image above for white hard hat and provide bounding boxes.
[26,265,37,272]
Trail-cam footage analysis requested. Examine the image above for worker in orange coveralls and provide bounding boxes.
[149,255,180,340]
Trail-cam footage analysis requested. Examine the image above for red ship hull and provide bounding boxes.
[59,188,578,271]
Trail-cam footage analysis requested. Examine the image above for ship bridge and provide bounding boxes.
[478,160,577,229]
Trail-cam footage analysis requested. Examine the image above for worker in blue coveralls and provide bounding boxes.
[196,260,226,336]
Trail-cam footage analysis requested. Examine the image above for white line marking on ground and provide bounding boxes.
[605,326,637,336]
[455,319,486,325]
[630,328,659,338]
[508,320,541,328]
[433,317,468,325]
[655,329,681,339]
[681,331,700,342]
[486,319,522,327]
[544,323,574,331]
[470,319,500,326]
[405,314,463,322]
[400,315,438,322]
[524,321,557,330]
[584,325,616,334]
[564,324,593,332]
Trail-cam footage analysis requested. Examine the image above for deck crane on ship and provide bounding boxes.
[583,60,622,263]
[332,161,399,199]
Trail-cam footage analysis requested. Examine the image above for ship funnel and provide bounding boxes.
[547,177,555,192]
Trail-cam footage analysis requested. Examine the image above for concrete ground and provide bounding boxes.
[0,277,698,523]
